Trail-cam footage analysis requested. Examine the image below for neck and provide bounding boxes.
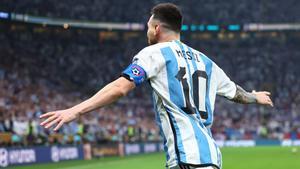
[158,31,180,43]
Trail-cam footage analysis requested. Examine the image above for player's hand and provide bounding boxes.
[252,91,274,107]
[40,108,79,131]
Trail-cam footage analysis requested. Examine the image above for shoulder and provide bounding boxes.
[183,43,214,63]
[197,51,213,64]
[189,47,215,67]
[185,44,223,73]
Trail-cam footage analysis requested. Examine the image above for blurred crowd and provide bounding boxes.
[200,38,300,141]
[1,24,300,147]
[0,0,300,147]
[0,68,159,146]
[1,0,300,23]
[0,25,159,146]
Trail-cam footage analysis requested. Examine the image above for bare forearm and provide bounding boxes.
[40,77,135,131]
[231,85,257,104]
[70,82,125,115]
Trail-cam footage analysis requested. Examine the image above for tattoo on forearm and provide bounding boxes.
[231,85,257,104]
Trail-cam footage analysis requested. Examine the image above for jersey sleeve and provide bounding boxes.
[214,63,237,99]
[122,47,163,86]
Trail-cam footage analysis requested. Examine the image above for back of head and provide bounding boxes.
[151,3,183,33]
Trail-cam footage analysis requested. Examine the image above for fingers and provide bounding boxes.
[256,91,274,107]
[268,98,274,107]
[268,101,274,107]
[266,92,273,107]
[255,91,271,96]
[40,112,55,119]
[40,114,64,131]
[264,96,274,107]
[54,120,65,131]
[256,91,273,106]
[40,114,57,126]
[45,118,61,129]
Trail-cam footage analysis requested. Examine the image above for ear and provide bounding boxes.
[154,24,160,36]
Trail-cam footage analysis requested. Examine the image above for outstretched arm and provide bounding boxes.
[40,77,135,131]
[231,85,274,106]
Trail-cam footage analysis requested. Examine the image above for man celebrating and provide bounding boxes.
[40,3,273,169]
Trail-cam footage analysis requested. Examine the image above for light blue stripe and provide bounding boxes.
[152,93,170,161]
[172,42,213,164]
[198,53,213,126]
[160,47,186,163]
[176,41,212,163]
[160,47,184,107]
[161,46,213,165]
[185,112,212,164]
[165,106,212,164]
[174,40,194,98]
[174,41,204,164]
[185,46,198,83]
[165,107,187,163]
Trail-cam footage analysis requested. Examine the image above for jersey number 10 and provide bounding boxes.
[175,67,208,119]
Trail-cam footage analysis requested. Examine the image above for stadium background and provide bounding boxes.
[0,0,300,168]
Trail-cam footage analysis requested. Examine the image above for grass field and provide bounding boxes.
[10,146,300,169]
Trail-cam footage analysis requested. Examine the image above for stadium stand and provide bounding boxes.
[0,0,300,147]
[1,0,300,23]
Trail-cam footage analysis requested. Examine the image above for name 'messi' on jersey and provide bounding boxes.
[175,49,202,63]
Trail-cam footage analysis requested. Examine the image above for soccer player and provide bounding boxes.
[40,3,273,169]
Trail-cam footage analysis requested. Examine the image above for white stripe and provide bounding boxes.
[209,64,218,112]
[151,49,177,167]
[188,46,207,115]
[181,44,196,107]
[178,43,196,109]
[183,45,220,165]
[166,105,200,163]
[171,44,188,107]
[169,43,201,164]
[154,93,177,167]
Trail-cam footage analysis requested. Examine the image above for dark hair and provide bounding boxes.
[151,3,182,33]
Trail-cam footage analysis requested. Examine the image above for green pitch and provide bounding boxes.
[10,146,300,169]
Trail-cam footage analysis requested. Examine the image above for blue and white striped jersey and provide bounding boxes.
[122,40,236,169]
